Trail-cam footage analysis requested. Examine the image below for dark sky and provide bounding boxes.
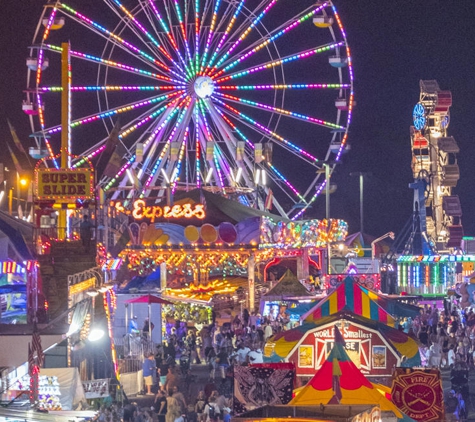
[1,0,474,238]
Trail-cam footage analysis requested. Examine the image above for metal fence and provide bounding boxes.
[114,336,156,374]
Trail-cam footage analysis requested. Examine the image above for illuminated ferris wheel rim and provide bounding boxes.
[27,0,354,219]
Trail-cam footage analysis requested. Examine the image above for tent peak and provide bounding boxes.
[334,325,345,345]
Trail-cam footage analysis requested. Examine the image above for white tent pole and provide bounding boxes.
[148,299,152,342]
[125,303,129,335]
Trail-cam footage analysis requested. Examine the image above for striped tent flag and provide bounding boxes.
[32,324,44,367]
[28,343,35,376]
[7,119,26,154]
[265,189,273,210]
[7,144,23,175]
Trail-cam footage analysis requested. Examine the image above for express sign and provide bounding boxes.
[111,199,206,222]
[36,169,94,200]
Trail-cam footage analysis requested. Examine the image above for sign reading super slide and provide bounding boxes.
[35,169,94,200]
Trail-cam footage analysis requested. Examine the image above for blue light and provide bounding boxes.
[413,103,426,130]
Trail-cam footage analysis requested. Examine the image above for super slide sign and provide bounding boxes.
[36,169,94,200]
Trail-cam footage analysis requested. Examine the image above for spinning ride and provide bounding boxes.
[410,80,462,251]
[26,0,354,219]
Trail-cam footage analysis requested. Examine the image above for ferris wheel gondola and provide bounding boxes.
[26,0,354,219]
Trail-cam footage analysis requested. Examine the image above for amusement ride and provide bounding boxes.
[408,79,462,254]
[25,0,354,219]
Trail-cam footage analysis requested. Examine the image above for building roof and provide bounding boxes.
[302,276,395,326]
[0,210,34,260]
[262,269,313,300]
[158,188,289,225]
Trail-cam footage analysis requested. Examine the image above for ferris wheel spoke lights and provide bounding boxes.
[27,0,354,218]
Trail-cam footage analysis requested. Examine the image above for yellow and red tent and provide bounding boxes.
[289,326,403,418]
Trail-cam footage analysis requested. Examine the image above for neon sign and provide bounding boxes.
[112,199,205,222]
[36,168,94,200]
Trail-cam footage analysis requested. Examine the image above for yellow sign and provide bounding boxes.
[298,345,314,368]
[69,277,95,295]
[36,169,94,200]
[112,199,206,222]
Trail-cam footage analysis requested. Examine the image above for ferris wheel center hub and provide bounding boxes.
[194,76,215,98]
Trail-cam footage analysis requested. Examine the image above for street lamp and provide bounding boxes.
[350,172,372,234]
[88,326,105,342]
[318,162,338,275]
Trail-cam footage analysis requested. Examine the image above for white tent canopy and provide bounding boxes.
[40,368,86,411]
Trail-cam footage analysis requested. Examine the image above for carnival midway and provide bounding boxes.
[0,1,473,422]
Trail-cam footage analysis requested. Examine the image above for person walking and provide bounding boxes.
[455,391,467,421]
[143,352,157,395]
[164,367,179,391]
[445,390,458,422]
[172,385,187,415]
[204,395,220,422]
[216,347,229,380]
[153,390,168,422]
[79,214,93,252]
[195,391,208,422]
[159,358,169,389]
[166,389,182,422]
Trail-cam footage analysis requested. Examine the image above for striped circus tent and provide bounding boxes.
[289,326,404,419]
[264,313,421,368]
[302,276,396,327]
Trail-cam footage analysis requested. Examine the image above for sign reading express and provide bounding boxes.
[112,199,206,222]
[36,169,94,200]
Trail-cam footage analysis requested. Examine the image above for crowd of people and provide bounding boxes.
[90,299,475,421]
[398,301,475,371]
[397,300,474,421]
[92,309,279,422]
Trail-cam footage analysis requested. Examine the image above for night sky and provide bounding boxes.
[1,0,474,239]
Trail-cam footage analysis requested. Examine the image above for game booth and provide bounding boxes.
[397,254,475,295]
[111,189,348,312]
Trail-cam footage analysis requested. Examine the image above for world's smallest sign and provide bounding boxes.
[35,168,94,201]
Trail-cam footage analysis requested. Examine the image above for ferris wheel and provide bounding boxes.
[410,80,462,250]
[25,0,354,219]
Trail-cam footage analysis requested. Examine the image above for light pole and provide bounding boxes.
[319,162,338,275]
[350,172,372,234]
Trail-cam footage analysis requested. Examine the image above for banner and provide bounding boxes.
[254,143,263,163]
[264,143,273,164]
[135,142,144,163]
[82,378,110,399]
[103,143,127,178]
[233,363,294,415]
[7,144,23,175]
[7,119,26,154]
[392,368,444,421]
[236,141,245,162]
[206,141,214,161]
[170,141,180,160]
